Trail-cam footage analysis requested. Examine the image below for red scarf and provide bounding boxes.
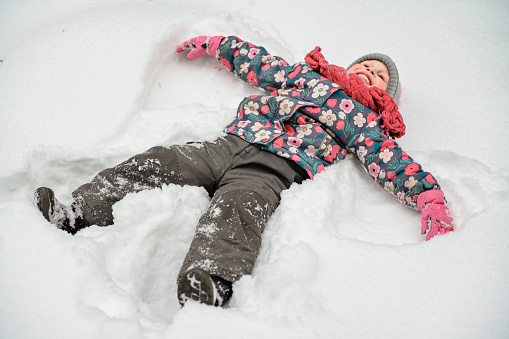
[305,46,406,139]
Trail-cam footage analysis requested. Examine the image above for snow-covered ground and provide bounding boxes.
[1,0,508,338]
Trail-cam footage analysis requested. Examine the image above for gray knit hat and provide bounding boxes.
[347,53,401,103]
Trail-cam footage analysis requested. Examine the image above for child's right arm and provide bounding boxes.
[215,36,306,92]
[177,35,319,93]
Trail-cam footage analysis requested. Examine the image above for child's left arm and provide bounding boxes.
[347,127,454,240]
[417,190,454,241]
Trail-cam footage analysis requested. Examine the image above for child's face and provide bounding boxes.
[347,60,389,91]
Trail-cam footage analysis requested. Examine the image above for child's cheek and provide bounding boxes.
[374,78,387,91]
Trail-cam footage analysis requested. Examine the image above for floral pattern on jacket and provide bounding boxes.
[216,36,440,210]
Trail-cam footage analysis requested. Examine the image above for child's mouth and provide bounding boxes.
[358,74,371,86]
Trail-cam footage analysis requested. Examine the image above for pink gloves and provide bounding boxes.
[176,36,225,60]
[417,190,454,241]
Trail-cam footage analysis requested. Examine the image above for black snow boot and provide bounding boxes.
[177,267,233,307]
[34,187,89,235]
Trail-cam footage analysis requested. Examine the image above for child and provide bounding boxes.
[34,35,454,307]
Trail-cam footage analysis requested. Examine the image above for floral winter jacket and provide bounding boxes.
[216,36,439,210]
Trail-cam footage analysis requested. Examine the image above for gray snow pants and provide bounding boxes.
[72,134,308,283]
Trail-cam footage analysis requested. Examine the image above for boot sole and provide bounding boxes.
[34,187,55,222]
[177,267,216,306]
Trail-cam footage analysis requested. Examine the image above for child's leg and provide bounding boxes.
[178,187,273,284]
[71,145,182,226]
[177,143,308,285]
[70,136,251,227]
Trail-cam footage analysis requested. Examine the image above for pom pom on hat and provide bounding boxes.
[347,53,401,103]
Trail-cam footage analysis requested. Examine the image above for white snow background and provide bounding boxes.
[1,0,509,338]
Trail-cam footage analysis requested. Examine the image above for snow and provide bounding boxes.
[1,0,508,338]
